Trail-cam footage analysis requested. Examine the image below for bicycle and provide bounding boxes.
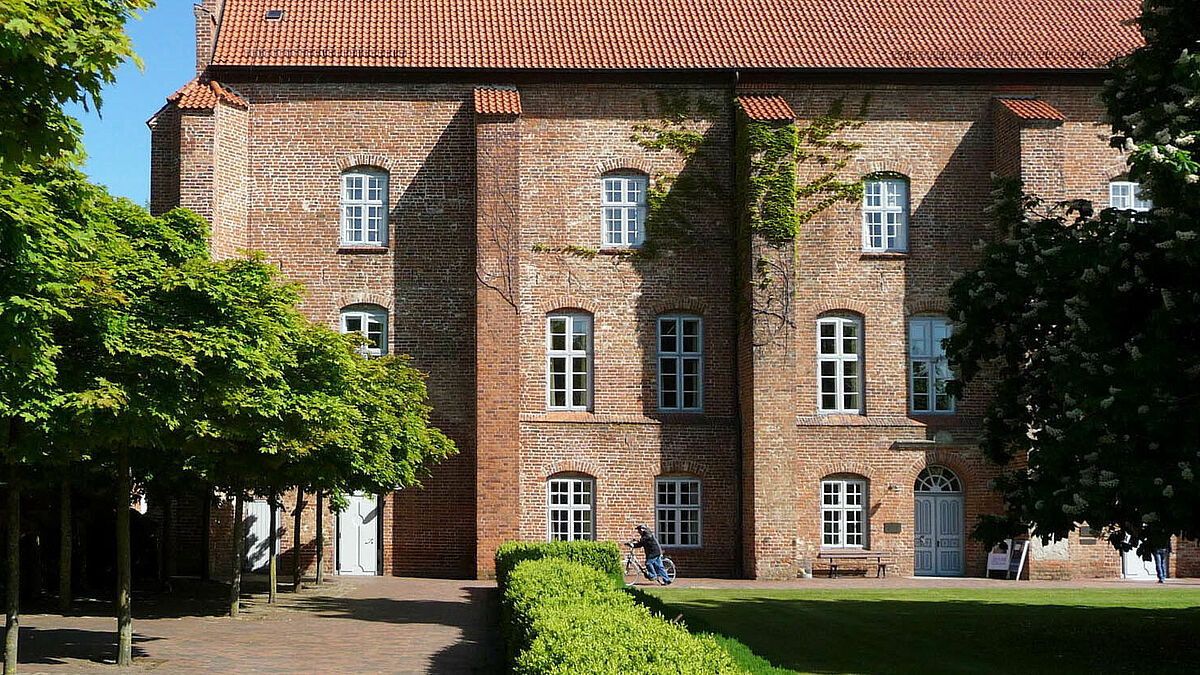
[623,543,677,586]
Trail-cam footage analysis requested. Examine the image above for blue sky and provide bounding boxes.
[66,2,196,206]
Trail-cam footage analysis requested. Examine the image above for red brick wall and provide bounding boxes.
[155,68,1160,580]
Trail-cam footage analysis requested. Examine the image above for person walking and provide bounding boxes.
[629,524,671,585]
[1153,542,1171,583]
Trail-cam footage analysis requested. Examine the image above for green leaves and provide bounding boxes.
[0,0,154,168]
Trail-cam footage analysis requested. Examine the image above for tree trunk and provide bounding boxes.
[267,495,277,604]
[58,479,71,613]
[315,491,325,585]
[115,445,132,667]
[230,491,243,618]
[292,489,304,592]
[199,486,211,582]
[5,478,20,674]
[162,497,175,582]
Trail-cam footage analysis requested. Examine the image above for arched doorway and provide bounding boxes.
[914,466,964,576]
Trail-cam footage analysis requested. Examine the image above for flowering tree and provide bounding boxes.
[947,0,1200,554]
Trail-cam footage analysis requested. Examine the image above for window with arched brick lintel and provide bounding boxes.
[339,303,388,357]
[655,475,702,548]
[546,472,595,542]
[340,167,389,247]
[816,313,864,414]
[600,171,648,249]
[862,173,909,252]
[821,473,868,549]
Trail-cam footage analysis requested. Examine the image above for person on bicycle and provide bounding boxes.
[629,524,671,585]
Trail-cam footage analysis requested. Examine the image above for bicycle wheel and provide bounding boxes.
[661,557,677,582]
[623,558,640,585]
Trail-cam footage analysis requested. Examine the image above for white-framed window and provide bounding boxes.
[547,313,592,410]
[821,477,866,548]
[547,476,595,541]
[340,305,388,357]
[1109,180,1152,212]
[341,169,388,246]
[657,315,703,412]
[817,315,863,414]
[601,174,648,249]
[862,177,908,252]
[909,317,954,414]
[656,478,702,548]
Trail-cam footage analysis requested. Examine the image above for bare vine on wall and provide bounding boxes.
[475,142,521,311]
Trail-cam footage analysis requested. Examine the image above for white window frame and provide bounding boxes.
[657,315,703,412]
[862,177,908,252]
[340,169,388,246]
[909,317,955,414]
[655,477,702,548]
[601,174,648,249]
[821,478,867,549]
[340,305,388,357]
[546,476,595,542]
[546,313,592,411]
[817,315,863,414]
[1108,180,1152,212]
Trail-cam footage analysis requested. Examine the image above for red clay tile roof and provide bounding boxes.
[168,78,249,110]
[474,87,522,115]
[738,96,796,121]
[996,97,1067,121]
[211,0,1142,71]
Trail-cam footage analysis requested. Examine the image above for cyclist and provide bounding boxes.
[628,524,671,585]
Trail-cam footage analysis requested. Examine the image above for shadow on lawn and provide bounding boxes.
[662,596,1200,675]
[294,585,502,673]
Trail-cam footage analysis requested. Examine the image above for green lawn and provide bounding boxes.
[646,587,1200,675]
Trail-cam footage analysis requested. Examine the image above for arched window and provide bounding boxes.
[821,474,867,549]
[862,176,909,252]
[340,304,388,357]
[341,168,388,246]
[1109,179,1152,212]
[657,315,703,412]
[601,173,648,249]
[817,314,863,414]
[546,312,593,411]
[547,474,595,541]
[914,466,962,492]
[655,476,701,547]
[909,316,954,413]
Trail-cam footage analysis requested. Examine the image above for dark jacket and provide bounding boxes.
[632,531,662,559]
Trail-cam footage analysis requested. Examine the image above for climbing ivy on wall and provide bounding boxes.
[628,91,719,257]
[795,98,868,225]
[738,118,800,243]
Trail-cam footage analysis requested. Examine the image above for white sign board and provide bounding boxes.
[987,539,1012,572]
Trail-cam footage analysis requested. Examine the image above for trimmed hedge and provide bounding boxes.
[502,557,745,674]
[494,540,622,589]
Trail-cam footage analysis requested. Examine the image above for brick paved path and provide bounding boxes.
[16,577,501,674]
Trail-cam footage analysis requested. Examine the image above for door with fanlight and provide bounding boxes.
[913,467,965,576]
[337,493,380,576]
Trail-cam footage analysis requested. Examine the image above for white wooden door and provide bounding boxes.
[243,500,282,572]
[1122,538,1157,580]
[914,493,964,576]
[337,493,379,576]
[914,495,936,575]
[936,495,964,575]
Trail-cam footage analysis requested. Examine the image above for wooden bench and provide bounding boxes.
[817,551,895,578]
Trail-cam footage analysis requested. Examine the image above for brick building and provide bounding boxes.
[148,0,1197,580]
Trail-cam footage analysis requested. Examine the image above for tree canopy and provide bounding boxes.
[0,0,154,168]
[946,0,1200,554]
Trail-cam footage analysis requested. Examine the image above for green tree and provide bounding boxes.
[0,0,154,168]
[0,165,116,673]
[946,0,1200,555]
